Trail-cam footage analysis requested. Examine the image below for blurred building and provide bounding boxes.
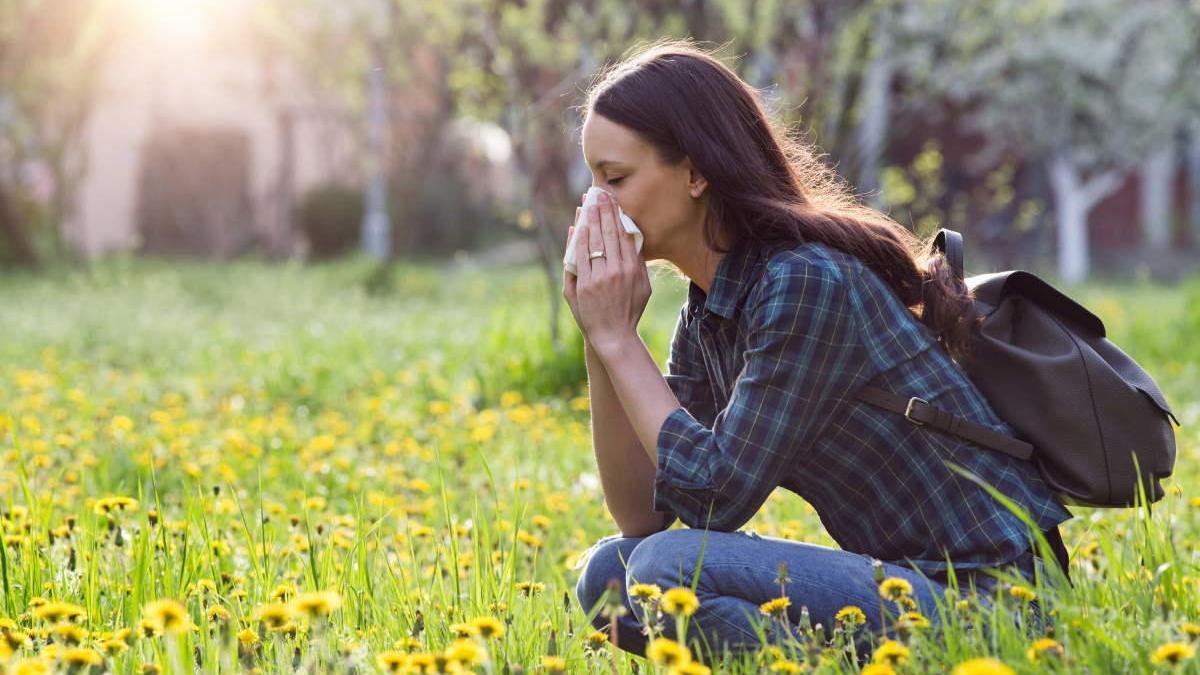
[66,0,359,259]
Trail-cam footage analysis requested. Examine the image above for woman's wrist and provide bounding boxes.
[584,339,605,370]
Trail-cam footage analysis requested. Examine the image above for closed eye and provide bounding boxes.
[608,177,624,185]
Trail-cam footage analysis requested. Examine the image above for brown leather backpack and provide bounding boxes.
[854,229,1181,580]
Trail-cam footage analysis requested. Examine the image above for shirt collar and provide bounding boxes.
[686,237,773,321]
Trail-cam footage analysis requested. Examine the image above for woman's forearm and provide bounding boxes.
[585,339,672,537]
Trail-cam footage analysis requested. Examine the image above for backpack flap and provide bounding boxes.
[967,270,1106,336]
[962,270,1179,507]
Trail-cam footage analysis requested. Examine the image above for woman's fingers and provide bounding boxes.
[574,212,592,281]
[597,192,622,267]
[586,203,606,274]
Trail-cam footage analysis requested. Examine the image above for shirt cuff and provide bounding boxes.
[653,406,717,516]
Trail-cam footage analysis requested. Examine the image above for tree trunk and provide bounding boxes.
[1049,154,1122,284]
[270,106,296,259]
[1139,139,1175,252]
[855,9,891,206]
[1189,120,1200,248]
[0,187,38,268]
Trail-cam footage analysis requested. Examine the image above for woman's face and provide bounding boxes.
[580,113,707,261]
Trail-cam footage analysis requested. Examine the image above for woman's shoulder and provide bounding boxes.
[748,239,866,308]
[749,238,935,361]
[731,240,868,338]
[759,240,866,283]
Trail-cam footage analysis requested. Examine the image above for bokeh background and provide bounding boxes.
[4,0,1200,280]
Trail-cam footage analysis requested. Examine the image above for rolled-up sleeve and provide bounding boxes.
[653,260,871,532]
[654,304,719,530]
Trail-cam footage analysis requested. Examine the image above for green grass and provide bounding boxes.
[0,255,1197,674]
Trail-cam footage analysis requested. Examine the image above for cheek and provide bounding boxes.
[619,186,660,230]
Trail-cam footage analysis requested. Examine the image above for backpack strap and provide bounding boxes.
[932,229,965,282]
[1042,525,1073,586]
[854,385,1034,461]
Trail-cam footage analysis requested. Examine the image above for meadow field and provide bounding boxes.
[0,258,1198,674]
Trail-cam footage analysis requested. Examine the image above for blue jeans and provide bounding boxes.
[573,528,1045,661]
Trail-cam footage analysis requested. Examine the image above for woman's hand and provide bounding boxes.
[562,190,651,352]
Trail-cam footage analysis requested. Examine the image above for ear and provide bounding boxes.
[683,157,708,199]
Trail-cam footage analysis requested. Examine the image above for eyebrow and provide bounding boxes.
[590,160,625,170]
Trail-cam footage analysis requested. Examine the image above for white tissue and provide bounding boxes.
[563,186,644,275]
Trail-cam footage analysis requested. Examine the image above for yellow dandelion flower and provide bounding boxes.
[7,657,49,675]
[93,496,139,517]
[376,650,409,673]
[861,664,896,675]
[109,415,134,434]
[878,577,912,601]
[872,640,910,666]
[236,628,259,646]
[267,620,299,637]
[676,662,713,675]
[270,583,297,602]
[1182,622,1200,638]
[630,584,662,602]
[60,648,103,668]
[444,638,486,666]
[394,635,422,651]
[207,605,231,623]
[469,616,505,639]
[541,655,567,674]
[408,652,437,670]
[100,637,130,655]
[189,579,217,596]
[290,590,341,619]
[768,660,804,673]
[254,603,293,629]
[516,530,543,549]
[1151,642,1195,666]
[142,599,192,635]
[835,605,866,626]
[585,630,609,647]
[951,657,1016,675]
[1026,637,1063,661]
[661,588,700,617]
[646,637,692,668]
[1008,585,1037,603]
[896,611,930,630]
[759,596,791,617]
[137,618,162,639]
[515,581,545,596]
[2,628,31,652]
[449,622,479,638]
[31,601,86,623]
[51,622,87,644]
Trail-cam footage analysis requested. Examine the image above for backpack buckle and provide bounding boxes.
[905,397,928,426]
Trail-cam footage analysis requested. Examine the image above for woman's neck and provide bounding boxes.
[666,235,727,296]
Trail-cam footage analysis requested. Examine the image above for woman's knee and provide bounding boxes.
[574,534,640,615]
[625,528,712,588]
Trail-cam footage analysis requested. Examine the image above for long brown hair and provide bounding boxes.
[580,39,977,363]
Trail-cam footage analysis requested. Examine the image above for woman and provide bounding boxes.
[564,40,1071,661]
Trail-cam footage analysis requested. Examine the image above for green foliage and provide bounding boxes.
[295,183,365,260]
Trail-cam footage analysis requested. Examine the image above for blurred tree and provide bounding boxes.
[0,0,119,267]
[893,0,1200,283]
[425,0,705,352]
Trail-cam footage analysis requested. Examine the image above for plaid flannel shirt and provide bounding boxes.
[654,237,1072,577]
